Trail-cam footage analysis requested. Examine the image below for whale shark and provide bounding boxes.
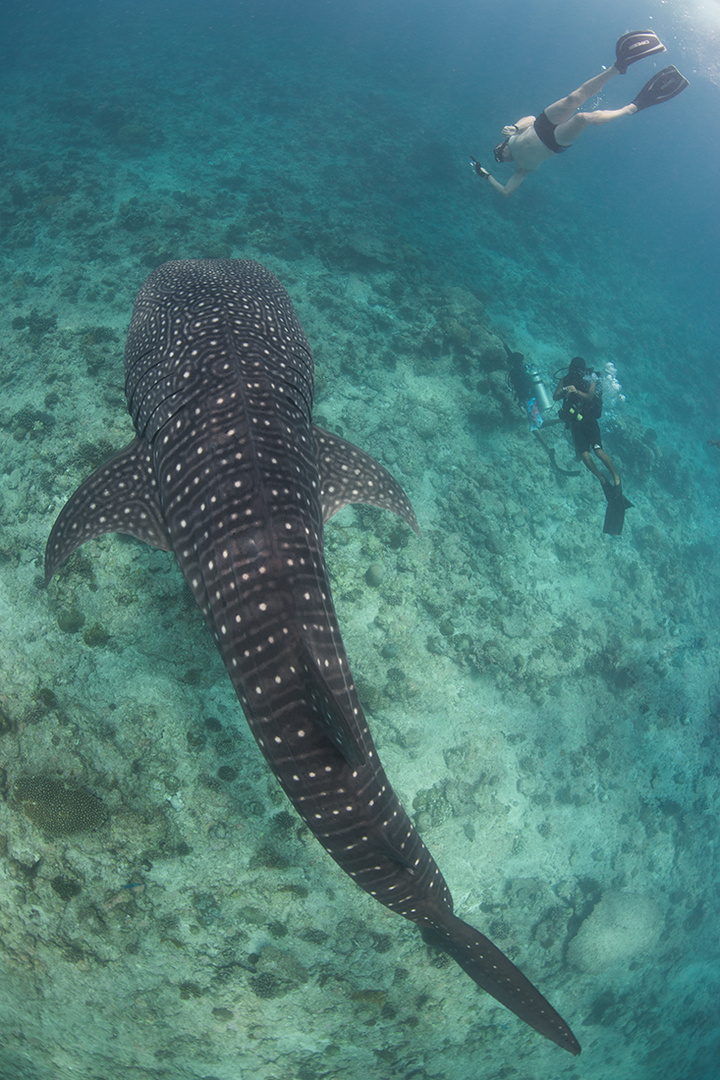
[45,259,580,1055]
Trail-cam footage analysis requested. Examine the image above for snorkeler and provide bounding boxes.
[554,357,633,534]
[470,31,689,198]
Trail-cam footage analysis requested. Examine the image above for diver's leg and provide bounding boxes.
[580,450,607,484]
[543,66,618,125]
[555,102,635,144]
[594,447,621,486]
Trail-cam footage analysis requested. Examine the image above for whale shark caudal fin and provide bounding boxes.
[422,913,581,1055]
[44,437,171,582]
[312,425,421,535]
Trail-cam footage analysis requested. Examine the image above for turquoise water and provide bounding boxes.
[1,2,718,1078]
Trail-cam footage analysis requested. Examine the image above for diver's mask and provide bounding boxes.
[493,138,510,164]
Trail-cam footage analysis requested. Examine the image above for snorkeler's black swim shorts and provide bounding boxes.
[534,111,569,154]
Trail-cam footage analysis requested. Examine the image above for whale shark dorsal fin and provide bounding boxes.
[312,425,421,536]
[299,642,367,769]
[45,437,171,582]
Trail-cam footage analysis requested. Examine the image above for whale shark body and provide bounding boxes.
[45,259,580,1055]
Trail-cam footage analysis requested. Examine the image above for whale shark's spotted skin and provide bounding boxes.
[45,259,579,1055]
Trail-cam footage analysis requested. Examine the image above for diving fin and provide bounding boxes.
[602,483,633,536]
[615,30,666,74]
[632,65,689,111]
[533,431,581,478]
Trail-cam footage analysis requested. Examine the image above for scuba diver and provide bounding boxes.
[505,345,581,478]
[554,357,632,534]
[470,31,689,198]
[506,345,552,431]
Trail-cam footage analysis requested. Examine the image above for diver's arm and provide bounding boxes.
[560,380,595,401]
[575,380,596,402]
[471,159,526,198]
[553,379,567,402]
[486,170,527,197]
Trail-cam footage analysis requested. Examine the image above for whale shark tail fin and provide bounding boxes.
[421,913,581,1055]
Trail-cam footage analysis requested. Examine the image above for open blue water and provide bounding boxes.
[1,2,718,1078]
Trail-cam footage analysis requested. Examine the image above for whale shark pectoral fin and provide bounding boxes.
[45,437,171,583]
[312,424,421,536]
[301,643,367,769]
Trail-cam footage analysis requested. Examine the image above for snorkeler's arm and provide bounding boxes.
[486,170,527,197]
[503,116,535,135]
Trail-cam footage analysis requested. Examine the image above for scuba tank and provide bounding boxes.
[526,363,553,413]
[505,344,552,415]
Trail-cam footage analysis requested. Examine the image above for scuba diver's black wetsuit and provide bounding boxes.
[558,364,602,457]
[554,357,632,534]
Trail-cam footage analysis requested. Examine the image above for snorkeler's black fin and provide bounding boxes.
[602,483,633,536]
[614,30,666,74]
[632,66,689,111]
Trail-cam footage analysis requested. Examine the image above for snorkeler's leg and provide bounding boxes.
[555,102,636,144]
[544,67,618,125]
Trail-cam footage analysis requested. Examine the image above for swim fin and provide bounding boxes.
[615,30,666,74]
[602,483,633,536]
[632,65,689,111]
[533,431,581,478]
